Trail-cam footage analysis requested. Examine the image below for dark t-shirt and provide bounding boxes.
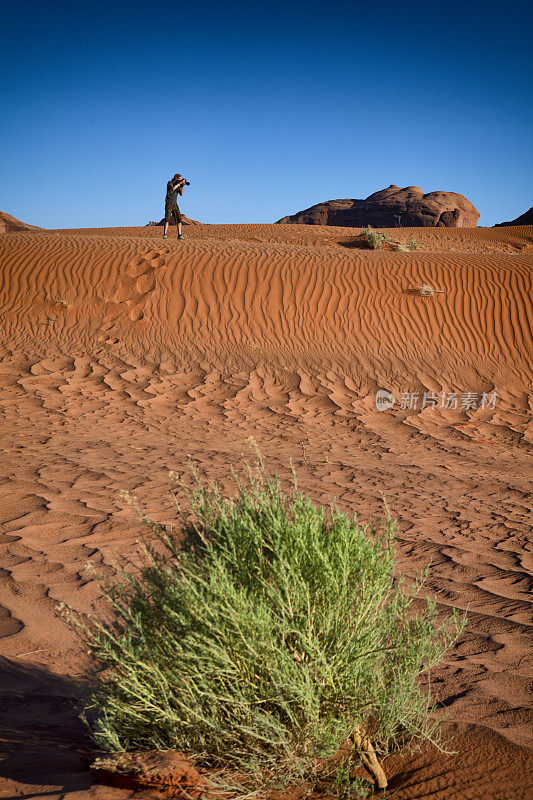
[165,180,178,204]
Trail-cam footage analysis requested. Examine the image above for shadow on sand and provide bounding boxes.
[0,656,96,798]
[336,236,372,250]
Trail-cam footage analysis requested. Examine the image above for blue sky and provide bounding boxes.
[1,0,531,227]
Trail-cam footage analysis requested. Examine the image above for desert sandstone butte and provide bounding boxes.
[277,185,480,227]
[0,217,532,799]
[495,205,533,226]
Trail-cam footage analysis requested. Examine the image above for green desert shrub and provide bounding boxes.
[64,451,463,796]
[363,226,420,253]
[363,225,389,249]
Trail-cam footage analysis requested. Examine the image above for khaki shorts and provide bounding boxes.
[164,202,182,224]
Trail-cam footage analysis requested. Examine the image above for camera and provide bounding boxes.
[183,180,190,186]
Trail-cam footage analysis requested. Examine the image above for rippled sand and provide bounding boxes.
[0,222,532,798]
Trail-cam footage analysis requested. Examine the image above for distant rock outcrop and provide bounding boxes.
[147,214,201,227]
[0,212,43,233]
[494,207,533,227]
[276,186,480,228]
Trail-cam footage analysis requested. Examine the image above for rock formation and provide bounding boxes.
[276,185,479,228]
[0,212,42,233]
[147,214,201,226]
[494,207,533,226]
[91,750,203,794]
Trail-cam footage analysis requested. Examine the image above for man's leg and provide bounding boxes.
[174,206,183,239]
[163,220,169,238]
[163,204,170,238]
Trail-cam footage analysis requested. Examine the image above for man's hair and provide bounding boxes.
[173,173,182,180]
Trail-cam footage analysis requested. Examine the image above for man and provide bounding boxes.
[163,173,188,239]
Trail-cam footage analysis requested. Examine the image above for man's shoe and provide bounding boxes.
[178,234,184,239]
[163,234,167,239]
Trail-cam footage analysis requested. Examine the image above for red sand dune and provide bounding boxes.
[0,222,532,799]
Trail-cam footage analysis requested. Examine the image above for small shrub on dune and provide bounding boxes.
[63,449,464,797]
[363,224,387,249]
[363,226,420,253]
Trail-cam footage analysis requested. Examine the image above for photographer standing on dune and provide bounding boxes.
[163,173,190,240]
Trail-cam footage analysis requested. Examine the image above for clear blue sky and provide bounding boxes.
[1,0,531,228]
